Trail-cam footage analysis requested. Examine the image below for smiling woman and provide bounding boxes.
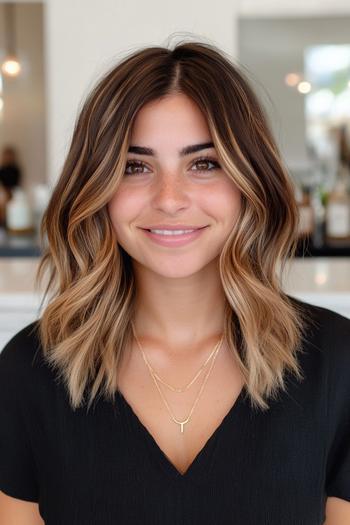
[0,38,349,525]
[107,92,242,273]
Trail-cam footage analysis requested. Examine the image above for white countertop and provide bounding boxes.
[1,256,350,316]
[0,258,48,311]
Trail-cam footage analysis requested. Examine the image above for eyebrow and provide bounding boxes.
[127,142,215,157]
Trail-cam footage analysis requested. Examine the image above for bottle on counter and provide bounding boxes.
[311,184,326,248]
[0,181,11,228]
[325,161,350,246]
[296,184,314,240]
[30,183,51,236]
[5,186,35,234]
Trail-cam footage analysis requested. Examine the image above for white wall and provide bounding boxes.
[44,0,239,184]
[238,16,350,174]
[238,0,350,17]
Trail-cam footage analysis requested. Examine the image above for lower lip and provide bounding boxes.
[140,227,208,247]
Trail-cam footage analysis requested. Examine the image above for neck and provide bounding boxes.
[131,264,227,356]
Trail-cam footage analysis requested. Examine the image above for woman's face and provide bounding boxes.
[107,93,241,278]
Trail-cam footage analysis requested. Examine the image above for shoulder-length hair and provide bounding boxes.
[35,39,313,413]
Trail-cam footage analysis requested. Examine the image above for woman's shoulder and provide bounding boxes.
[287,294,350,346]
[0,321,43,388]
[288,296,350,398]
[1,321,41,362]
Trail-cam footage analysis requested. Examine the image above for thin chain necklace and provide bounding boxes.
[131,321,222,392]
[131,322,224,433]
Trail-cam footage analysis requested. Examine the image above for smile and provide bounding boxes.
[140,226,208,247]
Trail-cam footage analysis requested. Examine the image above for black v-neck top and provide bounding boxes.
[0,297,350,524]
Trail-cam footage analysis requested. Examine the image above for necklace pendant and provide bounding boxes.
[179,421,186,433]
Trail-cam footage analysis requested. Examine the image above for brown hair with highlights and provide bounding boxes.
[35,38,313,412]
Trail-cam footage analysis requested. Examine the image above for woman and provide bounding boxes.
[0,40,349,525]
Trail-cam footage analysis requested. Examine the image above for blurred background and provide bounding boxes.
[1,0,350,347]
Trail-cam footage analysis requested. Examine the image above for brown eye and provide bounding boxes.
[124,160,150,176]
[123,157,220,177]
[191,157,220,174]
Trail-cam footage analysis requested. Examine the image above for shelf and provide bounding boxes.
[295,237,350,257]
[0,226,42,257]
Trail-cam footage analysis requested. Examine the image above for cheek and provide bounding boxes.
[107,189,143,229]
[224,182,241,217]
[107,196,122,230]
[206,184,241,226]
[229,189,241,222]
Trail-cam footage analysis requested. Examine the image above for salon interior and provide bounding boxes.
[1,0,350,348]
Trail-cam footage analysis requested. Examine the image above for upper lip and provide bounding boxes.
[140,224,208,230]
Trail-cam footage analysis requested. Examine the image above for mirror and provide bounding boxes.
[0,2,46,195]
[237,15,350,192]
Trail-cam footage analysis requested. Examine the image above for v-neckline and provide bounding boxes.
[116,385,247,481]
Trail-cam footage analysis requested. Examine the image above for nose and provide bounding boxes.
[151,173,191,213]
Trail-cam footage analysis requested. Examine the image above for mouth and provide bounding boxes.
[139,224,209,231]
[139,226,209,247]
[140,226,208,232]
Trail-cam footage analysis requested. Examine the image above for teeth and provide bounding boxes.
[149,229,196,235]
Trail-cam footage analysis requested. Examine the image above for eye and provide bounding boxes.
[124,160,151,176]
[123,156,221,177]
[190,156,221,174]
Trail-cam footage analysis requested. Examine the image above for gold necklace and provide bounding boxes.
[131,321,223,392]
[131,322,224,433]
[148,342,221,433]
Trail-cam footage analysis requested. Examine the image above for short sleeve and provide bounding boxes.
[324,310,350,502]
[0,327,39,502]
[326,418,350,501]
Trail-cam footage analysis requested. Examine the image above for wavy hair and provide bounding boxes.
[35,38,314,413]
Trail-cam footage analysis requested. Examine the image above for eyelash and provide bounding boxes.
[124,156,221,176]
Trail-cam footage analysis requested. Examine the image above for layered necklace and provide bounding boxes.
[131,321,224,433]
